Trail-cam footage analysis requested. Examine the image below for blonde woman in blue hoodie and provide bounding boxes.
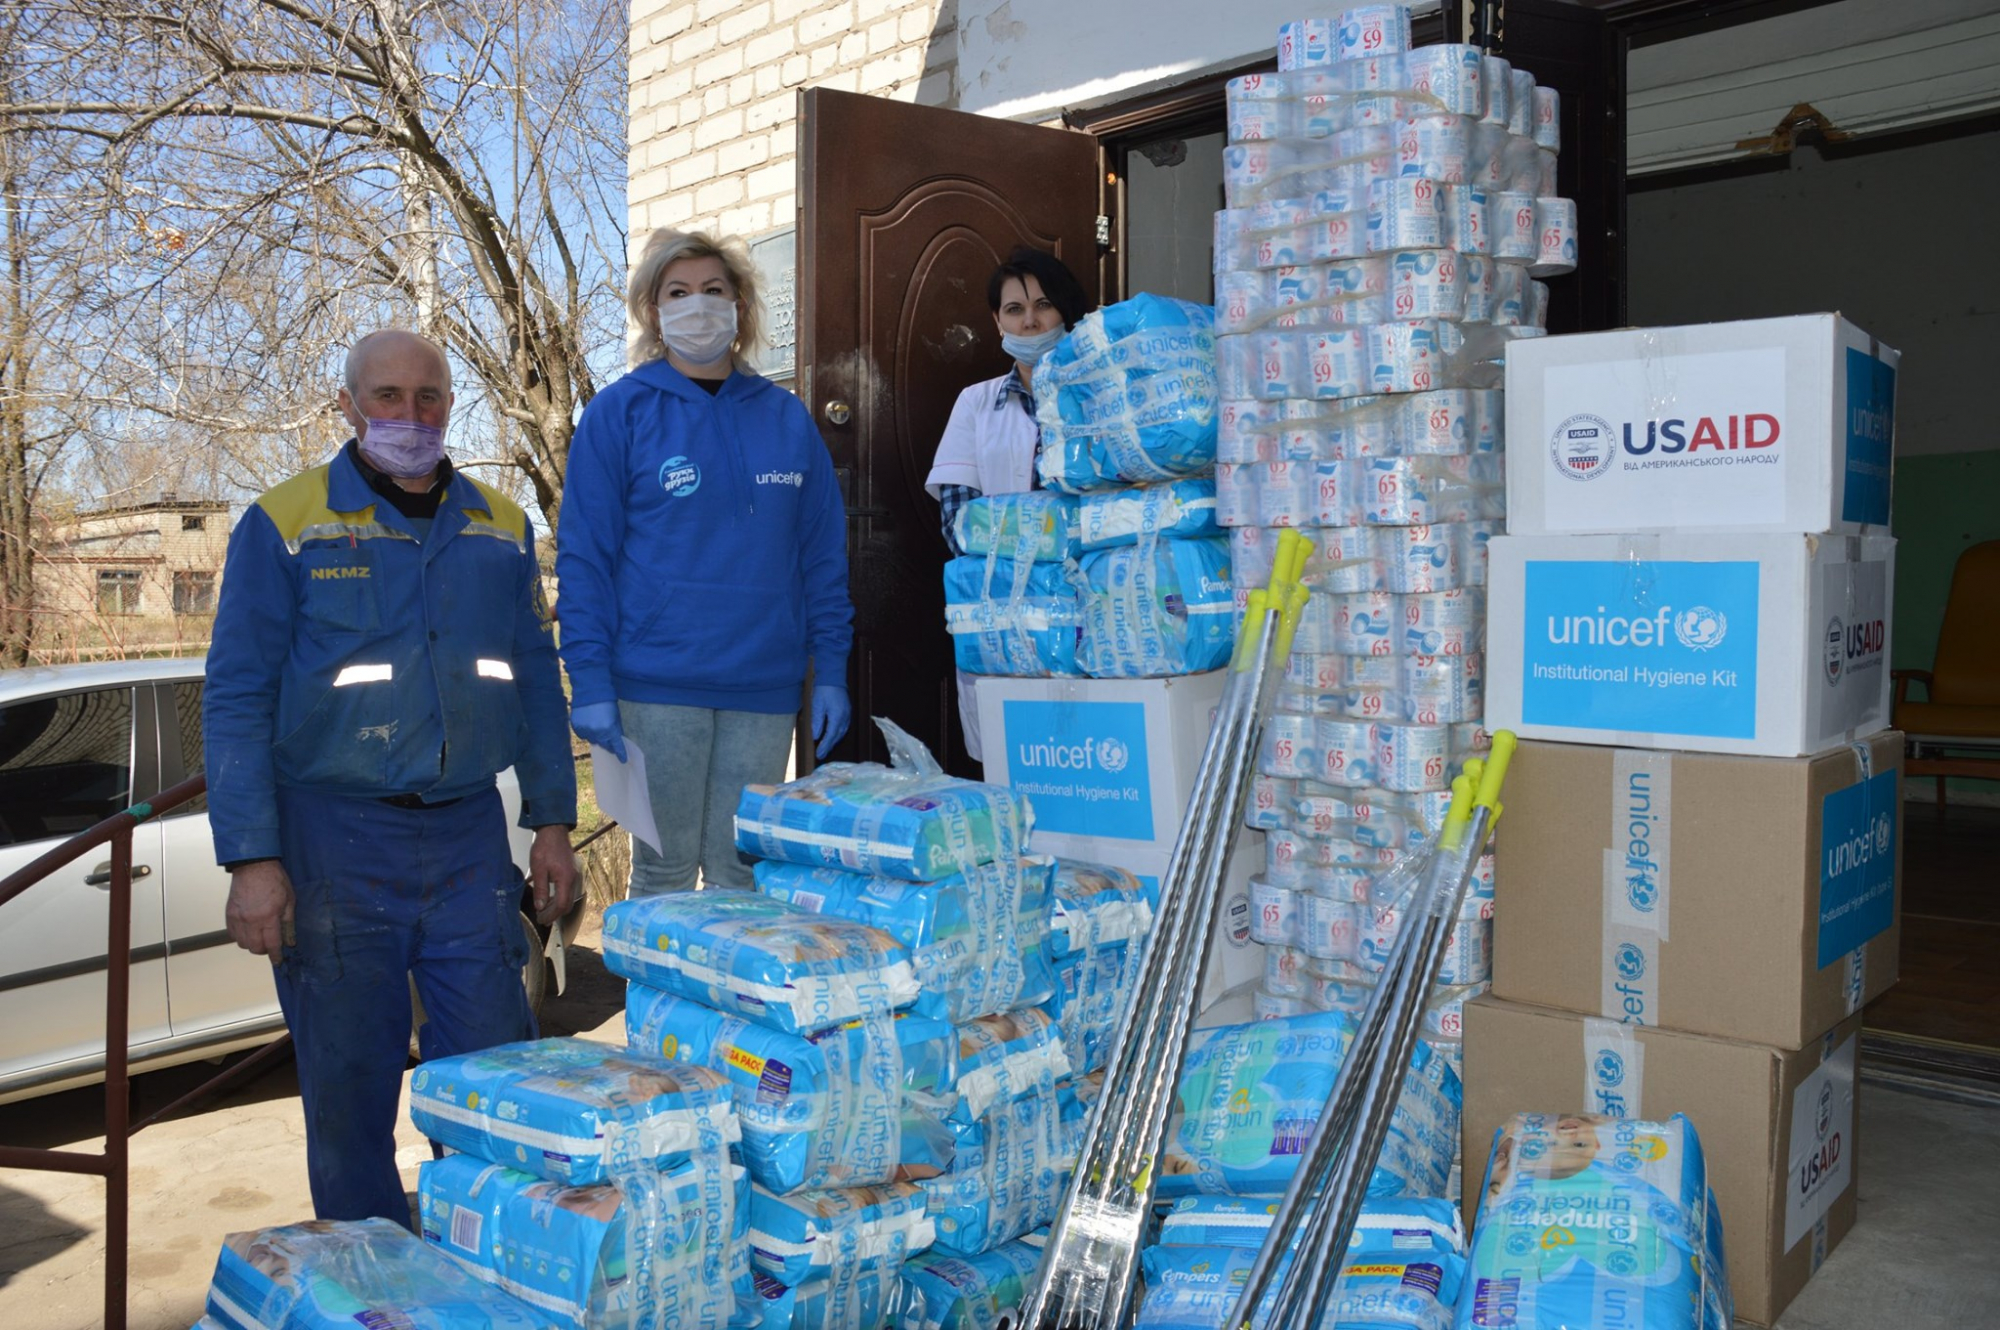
[557,230,854,895]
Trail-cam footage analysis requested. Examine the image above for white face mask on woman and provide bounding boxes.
[657,294,738,366]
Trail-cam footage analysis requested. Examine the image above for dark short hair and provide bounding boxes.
[987,247,1091,329]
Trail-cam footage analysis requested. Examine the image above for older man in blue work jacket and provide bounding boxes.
[204,328,580,1226]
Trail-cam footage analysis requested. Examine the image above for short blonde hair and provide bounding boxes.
[626,229,765,370]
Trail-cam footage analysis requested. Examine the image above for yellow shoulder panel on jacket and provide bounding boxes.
[463,477,530,546]
[254,465,345,545]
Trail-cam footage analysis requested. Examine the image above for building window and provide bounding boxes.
[173,570,217,614]
[97,569,142,616]
[182,514,206,531]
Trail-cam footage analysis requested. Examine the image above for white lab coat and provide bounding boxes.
[926,371,1041,764]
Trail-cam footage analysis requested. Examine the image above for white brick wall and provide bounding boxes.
[628,0,957,243]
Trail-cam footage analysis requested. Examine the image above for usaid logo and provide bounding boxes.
[1823,614,1886,686]
[1614,943,1647,982]
[659,455,701,498]
[1593,1049,1627,1088]
[1550,414,1617,481]
[1095,737,1131,774]
[1620,413,1781,455]
[1671,606,1728,651]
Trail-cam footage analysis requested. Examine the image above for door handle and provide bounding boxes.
[823,399,853,426]
[85,862,153,888]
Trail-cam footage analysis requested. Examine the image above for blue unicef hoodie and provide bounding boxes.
[556,359,853,714]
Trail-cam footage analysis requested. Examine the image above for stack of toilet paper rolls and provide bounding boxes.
[1215,8,1571,1201]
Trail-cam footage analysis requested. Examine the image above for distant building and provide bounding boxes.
[35,496,231,654]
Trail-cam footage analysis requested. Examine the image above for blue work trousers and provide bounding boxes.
[273,785,535,1227]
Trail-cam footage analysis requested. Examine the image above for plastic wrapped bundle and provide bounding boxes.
[625,986,955,1194]
[753,857,1057,1024]
[416,1153,755,1330]
[1047,859,1154,958]
[953,492,1080,562]
[1157,1011,1460,1198]
[1077,478,1220,551]
[748,1181,934,1288]
[948,1009,1072,1124]
[753,1266,903,1330]
[1034,295,1219,493]
[1041,942,1140,1076]
[1153,1193,1464,1254]
[943,554,1085,677]
[407,1039,739,1188]
[201,1217,547,1330]
[897,1241,1045,1330]
[1458,1113,1733,1330]
[1135,1242,1465,1330]
[735,720,1033,881]
[923,1079,1098,1254]
[601,891,918,1037]
[1077,536,1234,678]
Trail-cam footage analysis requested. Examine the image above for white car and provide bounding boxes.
[0,657,576,1104]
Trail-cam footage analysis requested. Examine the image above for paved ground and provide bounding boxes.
[1,926,1994,1328]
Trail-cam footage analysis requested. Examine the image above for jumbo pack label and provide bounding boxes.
[1001,699,1153,841]
[1519,559,1761,739]
[1816,771,1897,967]
[1841,348,1895,524]
[1784,1036,1857,1251]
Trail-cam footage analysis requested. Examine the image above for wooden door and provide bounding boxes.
[800,88,1102,774]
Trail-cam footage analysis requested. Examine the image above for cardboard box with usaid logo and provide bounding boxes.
[1485,531,1895,757]
[1505,314,1898,535]
[1462,997,1863,1327]
[1491,735,1900,1049]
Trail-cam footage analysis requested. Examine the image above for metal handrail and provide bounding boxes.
[0,771,208,1330]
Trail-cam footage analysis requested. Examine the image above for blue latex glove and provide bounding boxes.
[571,701,626,762]
[812,685,852,760]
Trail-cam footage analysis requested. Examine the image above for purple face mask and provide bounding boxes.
[359,417,447,479]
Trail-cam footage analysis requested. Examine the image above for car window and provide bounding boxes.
[0,688,135,847]
[168,680,209,815]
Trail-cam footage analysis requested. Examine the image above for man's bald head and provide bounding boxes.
[337,328,455,447]
[344,329,453,397]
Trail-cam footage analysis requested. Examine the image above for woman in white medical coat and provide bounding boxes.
[925,247,1091,761]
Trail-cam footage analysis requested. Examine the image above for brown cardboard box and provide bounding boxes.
[1462,996,1863,1327]
[1492,733,1901,1049]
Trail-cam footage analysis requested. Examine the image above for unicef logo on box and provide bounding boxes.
[1549,414,1617,482]
[1095,737,1131,774]
[1004,699,1152,841]
[1593,1048,1626,1088]
[1671,606,1728,651]
[1614,942,1647,981]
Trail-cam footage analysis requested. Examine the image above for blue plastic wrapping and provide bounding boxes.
[1157,1012,1460,1198]
[624,986,955,1195]
[922,1078,1098,1255]
[954,493,1081,562]
[416,1152,756,1329]
[943,554,1085,677]
[202,1218,546,1329]
[1458,1113,1733,1330]
[601,891,919,1037]
[751,1268,902,1330]
[1040,943,1138,1077]
[1034,294,1220,493]
[747,1181,934,1288]
[1153,1194,1464,1255]
[1077,478,1221,551]
[753,858,1056,1023]
[407,1039,740,1188]
[734,722,1034,882]
[1047,860,1155,958]
[897,1241,1046,1330]
[1134,1242,1465,1330]
[947,1009,1072,1124]
[1076,536,1234,678]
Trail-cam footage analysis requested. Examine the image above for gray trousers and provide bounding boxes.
[617,700,796,895]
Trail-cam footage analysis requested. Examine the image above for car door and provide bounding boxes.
[154,677,285,1038]
[0,681,172,1087]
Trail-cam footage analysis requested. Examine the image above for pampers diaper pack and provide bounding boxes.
[753,857,1057,1024]
[407,1039,740,1188]
[1158,1011,1460,1198]
[948,1008,1073,1124]
[624,986,954,1194]
[1458,1113,1732,1330]
[601,891,919,1037]
[1042,942,1140,1077]
[954,492,1082,562]
[944,554,1088,677]
[733,722,1034,882]
[1135,1230,1465,1330]
[416,1153,755,1329]
[1153,1194,1464,1255]
[1046,859,1155,957]
[748,1182,934,1288]
[1076,535,1235,678]
[202,1217,548,1330]
[1078,477,1222,551]
[752,1266,902,1330]
[1035,294,1220,493]
[898,1240,1046,1330]
[924,1080,1097,1254]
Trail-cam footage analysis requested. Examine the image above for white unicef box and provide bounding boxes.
[1486,532,1896,757]
[1505,314,1899,536]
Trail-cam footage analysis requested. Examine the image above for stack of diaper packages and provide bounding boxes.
[401,1036,754,1329]
[1130,1006,1465,1327]
[1458,1112,1732,1330]
[944,293,1235,681]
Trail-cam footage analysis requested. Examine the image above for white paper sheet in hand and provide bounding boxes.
[592,739,663,855]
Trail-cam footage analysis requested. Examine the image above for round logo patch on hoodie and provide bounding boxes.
[659,455,701,498]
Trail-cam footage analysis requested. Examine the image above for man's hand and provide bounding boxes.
[226,861,296,960]
[528,825,580,926]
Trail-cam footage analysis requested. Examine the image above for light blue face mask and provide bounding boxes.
[1002,325,1066,365]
